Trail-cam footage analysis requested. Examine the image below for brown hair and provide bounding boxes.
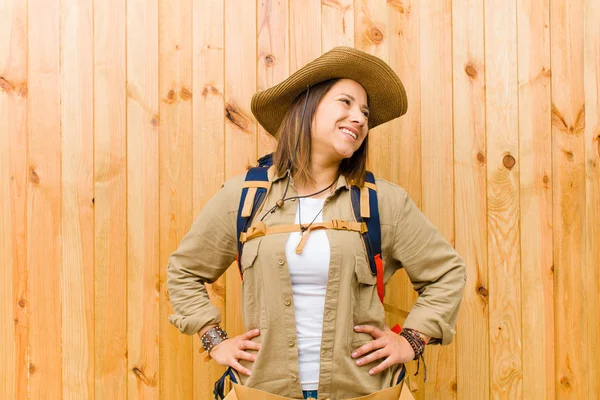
[272,79,369,188]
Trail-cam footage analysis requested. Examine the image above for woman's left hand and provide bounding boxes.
[351,325,415,375]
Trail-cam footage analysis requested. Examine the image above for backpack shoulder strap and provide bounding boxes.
[350,171,384,303]
[236,154,274,276]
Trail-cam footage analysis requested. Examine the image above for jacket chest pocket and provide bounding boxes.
[240,239,268,330]
[351,254,386,345]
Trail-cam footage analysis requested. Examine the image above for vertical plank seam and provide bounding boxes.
[515,0,524,392]
[190,0,195,388]
[548,0,557,396]
[25,0,32,397]
[222,0,228,350]
[481,0,491,397]
[158,0,162,397]
[189,0,194,392]
[124,0,129,391]
[59,0,65,393]
[155,1,160,395]
[449,0,458,391]
[92,0,97,395]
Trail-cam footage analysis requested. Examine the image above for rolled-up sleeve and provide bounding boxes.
[392,191,467,345]
[166,178,240,335]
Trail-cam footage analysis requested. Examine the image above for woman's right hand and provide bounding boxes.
[209,328,261,376]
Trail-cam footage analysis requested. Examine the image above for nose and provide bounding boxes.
[349,107,367,127]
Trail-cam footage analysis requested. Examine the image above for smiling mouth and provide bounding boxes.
[339,127,357,140]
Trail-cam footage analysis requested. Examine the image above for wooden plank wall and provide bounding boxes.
[1,0,599,399]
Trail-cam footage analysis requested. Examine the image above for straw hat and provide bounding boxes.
[251,46,407,136]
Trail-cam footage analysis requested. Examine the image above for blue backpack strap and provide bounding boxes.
[236,153,274,276]
[257,152,274,168]
[350,171,384,303]
[213,367,238,400]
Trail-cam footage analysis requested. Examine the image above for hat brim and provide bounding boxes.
[251,46,408,137]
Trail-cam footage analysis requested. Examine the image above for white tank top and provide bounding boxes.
[285,197,330,391]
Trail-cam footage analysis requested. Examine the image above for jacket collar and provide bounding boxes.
[270,166,351,193]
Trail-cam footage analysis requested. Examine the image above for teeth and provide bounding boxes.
[340,128,357,139]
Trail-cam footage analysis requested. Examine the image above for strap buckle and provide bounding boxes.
[330,219,349,230]
[240,221,267,243]
[359,222,368,234]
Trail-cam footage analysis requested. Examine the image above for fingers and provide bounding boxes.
[241,340,261,351]
[236,350,257,363]
[351,339,384,359]
[354,325,383,339]
[241,328,261,340]
[230,360,252,377]
[355,348,388,367]
[369,355,394,375]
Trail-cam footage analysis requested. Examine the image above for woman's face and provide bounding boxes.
[311,79,369,162]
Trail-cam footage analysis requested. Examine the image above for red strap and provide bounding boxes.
[375,253,384,303]
[391,324,402,334]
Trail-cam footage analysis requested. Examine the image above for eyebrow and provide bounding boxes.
[339,93,370,113]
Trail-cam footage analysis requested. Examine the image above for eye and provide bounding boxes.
[362,111,370,118]
[340,98,351,105]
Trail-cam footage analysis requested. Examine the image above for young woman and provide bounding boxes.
[166,47,466,400]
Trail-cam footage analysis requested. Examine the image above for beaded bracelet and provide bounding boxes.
[400,330,424,359]
[399,328,428,382]
[405,328,428,346]
[201,326,229,354]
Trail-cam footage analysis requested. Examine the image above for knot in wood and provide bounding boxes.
[477,152,485,164]
[503,154,516,169]
[180,87,192,101]
[477,286,489,297]
[369,27,384,44]
[465,64,478,79]
[265,54,275,66]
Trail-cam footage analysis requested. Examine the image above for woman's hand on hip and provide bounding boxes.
[209,328,261,376]
[351,325,414,375]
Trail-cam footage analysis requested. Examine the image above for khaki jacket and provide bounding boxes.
[166,170,466,400]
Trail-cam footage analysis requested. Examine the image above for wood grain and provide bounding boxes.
[385,1,421,396]
[60,0,95,397]
[224,0,257,340]
[2,2,600,399]
[158,0,194,398]
[485,0,523,398]
[28,0,63,397]
[517,0,554,399]
[583,0,600,396]
[551,0,586,397]
[290,0,321,73]
[388,0,421,202]
[257,0,288,156]
[322,0,354,52]
[452,0,489,398]
[193,0,227,397]
[355,0,391,181]
[94,0,128,397]
[127,0,160,398]
[419,1,456,398]
[0,0,28,398]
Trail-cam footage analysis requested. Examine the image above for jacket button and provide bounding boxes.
[284,298,291,306]
[291,375,297,382]
[288,340,295,347]
[278,259,285,266]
